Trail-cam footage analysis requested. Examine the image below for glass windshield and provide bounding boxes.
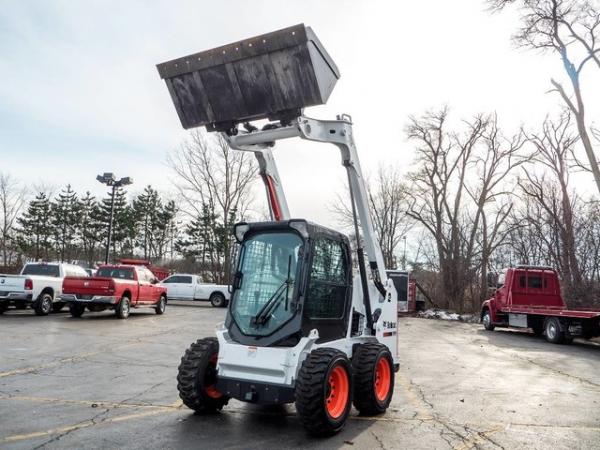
[232,232,303,336]
[97,267,134,280]
[22,264,60,277]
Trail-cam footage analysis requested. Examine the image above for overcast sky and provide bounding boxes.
[1,0,598,227]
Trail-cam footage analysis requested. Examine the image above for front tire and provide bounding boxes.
[210,293,226,308]
[352,343,394,415]
[295,348,353,436]
[69,304,85,318]
[115,297,130,319]
[34,293,53,316]
[155,295,166,315]
[177,337,229,413]
[482,310,495,331]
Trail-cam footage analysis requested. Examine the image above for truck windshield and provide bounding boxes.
[231,232,302,336]
[97,267,134,280]
[22,264,60,277]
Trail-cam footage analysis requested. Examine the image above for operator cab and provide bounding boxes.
[226,219,353,347]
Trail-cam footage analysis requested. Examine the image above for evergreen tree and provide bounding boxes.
[94,187,133,263]
[133,186,161,259]
[51,184,79,262]
[17,192,53,260]
[78,192,102,265]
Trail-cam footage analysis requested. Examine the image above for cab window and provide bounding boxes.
[304,238,350,319]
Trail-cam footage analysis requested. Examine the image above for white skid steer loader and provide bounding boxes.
[157,24,399,435]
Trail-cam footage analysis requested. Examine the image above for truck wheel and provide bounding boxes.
[34,293,53,316]
[352,343,394,415]
[545,317,566,344]
[177,337,229,413]
[482,310,495,331]
[115,297,130,319]
[69,304,85,318]
[210,293,226,308]
[52,302,65,313]
[295,348,353,436]
[155,295,166,315]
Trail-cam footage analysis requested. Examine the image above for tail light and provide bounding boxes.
[107,281,115,295]
[24,279,33,290]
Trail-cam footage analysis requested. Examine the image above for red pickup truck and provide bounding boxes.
[481,266,600,344]
[60,264,167,319]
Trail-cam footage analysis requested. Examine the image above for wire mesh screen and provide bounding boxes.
[304,238,349,319]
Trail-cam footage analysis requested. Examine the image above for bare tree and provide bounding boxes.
[331,165,414,269]
[168,130,259,282]
[491,0,600,194]
[406,108,525,311]
[0,173,27,266]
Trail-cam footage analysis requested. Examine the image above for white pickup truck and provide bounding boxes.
[0,262,89,315]
[160,273,230,307]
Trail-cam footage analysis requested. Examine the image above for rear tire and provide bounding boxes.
[482,310,495,331]
[155,295,166,315]
[52,302,65,313]
[295,348,353,436]
[115,297,130,319]
[545,317,566,344]
[352,343,394,415]
[210,293,226,308]
[69,304,85,318]
[177,337,229,413]
[34,293,53,316]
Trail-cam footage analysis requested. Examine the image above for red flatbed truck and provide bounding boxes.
[481,266,600,344]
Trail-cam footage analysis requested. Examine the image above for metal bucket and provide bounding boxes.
[157,24,340,131]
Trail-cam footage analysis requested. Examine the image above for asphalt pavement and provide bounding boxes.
[1,303,599,449]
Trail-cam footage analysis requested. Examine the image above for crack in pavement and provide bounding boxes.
[0,326,183,379]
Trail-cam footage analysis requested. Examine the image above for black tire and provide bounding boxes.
[115,296,130,319]
[482,309,495,331]
[34,293,53,316]
[155,295,166,315]
[69,304,85,318]
[52,302,65,313]
[0,303,7,314]
[210,293,226,308]
[177,337,229,413]
[352,343,394,415]
[545,317,566,344]
[295,348,353,436]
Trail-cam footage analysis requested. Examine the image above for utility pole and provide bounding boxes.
[96,173,133,264]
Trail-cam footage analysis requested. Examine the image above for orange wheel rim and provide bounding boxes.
[326,365,349,419]
[374,356,391,402]
[204,354,223,399]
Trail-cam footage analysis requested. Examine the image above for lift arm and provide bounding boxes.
[223,115,388,289]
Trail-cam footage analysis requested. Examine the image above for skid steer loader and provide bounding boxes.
[157,24,399,435]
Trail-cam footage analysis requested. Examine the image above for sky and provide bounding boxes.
[0,0,598,229]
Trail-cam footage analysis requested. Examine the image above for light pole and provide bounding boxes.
[96,173,133,264]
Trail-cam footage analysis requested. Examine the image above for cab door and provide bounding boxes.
[161,275,183,299]
[136,268,154,304]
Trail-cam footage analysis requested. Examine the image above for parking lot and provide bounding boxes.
[1,304,599,449]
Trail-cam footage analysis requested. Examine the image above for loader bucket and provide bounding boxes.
[156,24,339,131]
